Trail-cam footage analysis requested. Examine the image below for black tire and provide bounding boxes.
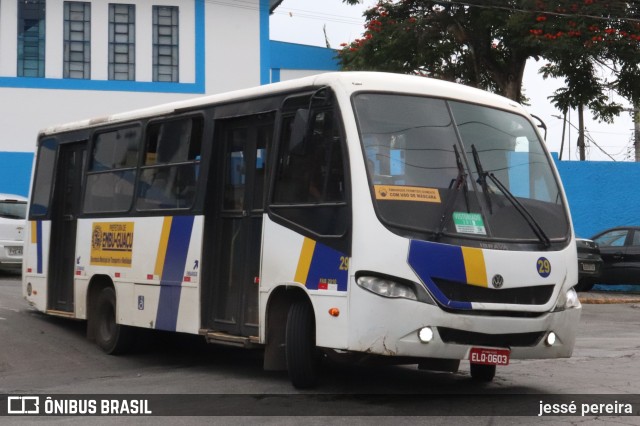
[575,279,595,292]
[285,300,319,389]
[470,363,496,382]
[95,287,133,355]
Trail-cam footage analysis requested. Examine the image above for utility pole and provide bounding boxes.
[577,104,586,161]
[559,110,567,160]
[625,107,640,161]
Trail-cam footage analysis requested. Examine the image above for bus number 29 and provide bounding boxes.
[339,256,349,271]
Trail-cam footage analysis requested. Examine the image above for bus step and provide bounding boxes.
[200,330,260,348]
[45,309,76,319]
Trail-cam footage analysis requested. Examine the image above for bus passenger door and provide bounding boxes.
[204,113,273,336]
[48,142,86,313]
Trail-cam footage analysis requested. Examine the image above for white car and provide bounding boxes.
[0,194,27,273]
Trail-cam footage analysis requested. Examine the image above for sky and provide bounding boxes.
[270,0,636,162]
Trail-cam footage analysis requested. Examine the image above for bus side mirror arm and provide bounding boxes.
[530,114,547,141]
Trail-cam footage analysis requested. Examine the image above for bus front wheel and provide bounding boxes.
[95,287,133,355]
[470,363,496,382]
[285,300,320,388]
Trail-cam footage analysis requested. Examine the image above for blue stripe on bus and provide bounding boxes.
[408,240,473,310]
[304,242,348,291]
[155,216,195,331]
[36,221,43,274]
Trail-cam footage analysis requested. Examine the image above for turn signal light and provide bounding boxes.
[328,308,340,317]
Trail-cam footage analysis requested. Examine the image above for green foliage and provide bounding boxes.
[339,0,538,102]
[339,0,639,118]
[529,0,639,117]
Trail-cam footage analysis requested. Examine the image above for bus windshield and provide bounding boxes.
[353,93,569,244]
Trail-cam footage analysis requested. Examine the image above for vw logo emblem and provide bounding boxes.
[492,274,504,289]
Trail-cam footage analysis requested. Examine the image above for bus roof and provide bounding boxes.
[39,72,526,136]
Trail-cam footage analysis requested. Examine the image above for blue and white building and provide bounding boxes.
[0,0,339,195]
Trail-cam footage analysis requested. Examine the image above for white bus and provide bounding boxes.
[23,72,581,388]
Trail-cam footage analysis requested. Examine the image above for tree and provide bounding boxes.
[340,0,540,102]
[340,0,640,159]
[530,0,640,159]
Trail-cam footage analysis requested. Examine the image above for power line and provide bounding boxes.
[205,0,366,26]
[272,10,365,25]
[206,0,640,29]
[585,133,617,161]
[275,6,365,24]
[441,1,640,25]
[555,115,619,161]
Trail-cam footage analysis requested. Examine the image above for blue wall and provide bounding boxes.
[269,41,339,83]
[553,156,640,239]
[2,152,638,241]
[0,152,33,197]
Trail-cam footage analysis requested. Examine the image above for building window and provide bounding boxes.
[17,0,46,78]
[109,4,135,81]
[152,6,179,82]
[63,1,91,79]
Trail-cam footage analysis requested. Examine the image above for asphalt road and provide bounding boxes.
[1,273,640,424]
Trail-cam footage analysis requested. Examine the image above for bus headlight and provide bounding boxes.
[545,331,557,346]
[418,326,434,343]
[553,287,581,311]
[357,276,418,301]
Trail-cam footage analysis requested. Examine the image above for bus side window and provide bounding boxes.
[30,138,58,217]
[273,110,345,204]
[137,117,202,210]
[271,107,349,244]
[84,127,140,213]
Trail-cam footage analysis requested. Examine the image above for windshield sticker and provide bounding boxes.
[374,185,441,203]
[453,212,487,235]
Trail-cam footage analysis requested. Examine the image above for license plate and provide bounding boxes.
[582,263,596,272]
[8,247,22,256]
[470,347,510,366]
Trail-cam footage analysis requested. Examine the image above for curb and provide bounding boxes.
[578,293,640,304]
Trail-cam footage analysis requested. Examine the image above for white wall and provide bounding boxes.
[279,69,329,81]
[32,0,196,82]
[0,0,18,77]
[0,0,264,153]
[0,87,197,152]
[205,0,261,94]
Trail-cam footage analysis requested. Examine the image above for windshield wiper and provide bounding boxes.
[471,145,493,214]
[435,145,470,239]
[471,144,551,248]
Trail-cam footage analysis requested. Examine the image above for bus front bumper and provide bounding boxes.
[347,290,581,362]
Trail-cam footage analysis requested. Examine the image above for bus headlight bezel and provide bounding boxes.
[356,273,435,305]
[553,287,581,311]
[357,276,417,300]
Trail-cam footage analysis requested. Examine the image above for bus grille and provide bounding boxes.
[437,327,545,347]
[431,279,554,305]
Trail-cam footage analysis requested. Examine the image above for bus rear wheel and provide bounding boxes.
[95,287,133,355]
[285,300,320,389]
[470,363,496,382]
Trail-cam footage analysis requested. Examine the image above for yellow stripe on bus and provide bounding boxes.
[31,221,37,244]
[462,246,488,287]
[154,217,173,277]
[294,237,316,285]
